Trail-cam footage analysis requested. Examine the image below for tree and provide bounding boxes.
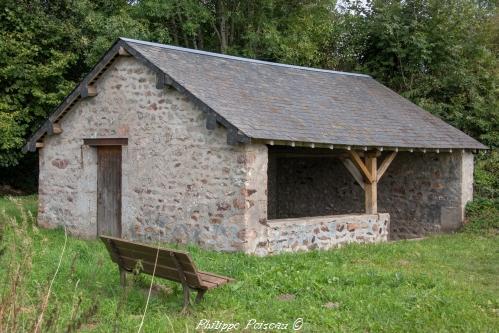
[336,0,498,148]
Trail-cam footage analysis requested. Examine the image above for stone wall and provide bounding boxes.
[256,213,389,255]
[378,151,473,239]
[38,56,267,252]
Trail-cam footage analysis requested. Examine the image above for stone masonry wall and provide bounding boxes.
[378,151,473,239]
[256,213,389,255]
[38,56,267,252]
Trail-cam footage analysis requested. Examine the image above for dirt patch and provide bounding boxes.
[276,293,295,301]
[324,302,340,309]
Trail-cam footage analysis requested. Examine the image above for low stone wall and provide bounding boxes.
[255,213,389,255]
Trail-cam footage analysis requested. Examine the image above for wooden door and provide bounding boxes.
[97,146,122,237]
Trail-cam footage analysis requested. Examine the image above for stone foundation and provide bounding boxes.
[254,213,389,255]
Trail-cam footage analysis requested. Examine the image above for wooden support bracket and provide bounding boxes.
[347,150,375,183]
[118,46,131,56]
[377,151,397,182]
[52,123,63,135]
[341,158,365,190]
[206,114,217,130]
[81,85,97,98]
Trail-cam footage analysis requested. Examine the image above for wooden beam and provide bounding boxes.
[206,113,217,130]
[377,151,397,182]
[52,123,63,135]
[365,152,377,214]
[341,158,365,190]
[347,150,374,183]
[35,142,44,148]
[81,85,97,98]
[83,138,128,146]
[118,46,130,56]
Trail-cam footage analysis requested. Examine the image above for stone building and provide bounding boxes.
[24,38,486,255]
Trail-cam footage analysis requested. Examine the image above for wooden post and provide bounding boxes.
[365,152,377,214]
[119,267,126,287]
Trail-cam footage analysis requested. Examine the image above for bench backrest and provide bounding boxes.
[100,236,203,288]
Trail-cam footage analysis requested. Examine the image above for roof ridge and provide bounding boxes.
[120,37,371,78]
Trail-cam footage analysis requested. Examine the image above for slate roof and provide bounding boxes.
[24,38,487,151]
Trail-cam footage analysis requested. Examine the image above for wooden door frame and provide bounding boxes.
[85,138,127,237]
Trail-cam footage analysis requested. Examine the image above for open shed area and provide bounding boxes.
[267,146,473,240]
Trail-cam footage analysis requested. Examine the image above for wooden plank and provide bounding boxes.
[365,152,377,214]
[111,246,197,274]
[35,142,44,148]
[341,158,365,190]
[198,272,232,287]
[84,138,128,146]
[118,46,131,56]
[106,237,192,261]
[102,235,190,255]
[197,270,235,281]
[348,150,374,183]
[81,85,97,98]
[377,151,397,181]
[119,256,202,287]
[52,123,63,134]
[97,146,122,237]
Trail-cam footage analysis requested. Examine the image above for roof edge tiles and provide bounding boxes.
[120,37,371,78]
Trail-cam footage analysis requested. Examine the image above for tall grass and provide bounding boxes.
[0,196,498,331]
[0,197,98,332]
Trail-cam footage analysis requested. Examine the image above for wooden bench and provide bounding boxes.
[100,236,233,311]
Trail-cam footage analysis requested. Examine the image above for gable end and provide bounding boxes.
[23,39,249,152]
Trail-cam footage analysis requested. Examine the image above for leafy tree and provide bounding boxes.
[0,0,496,197]
[336,0,498,148]
[0,0,85,166]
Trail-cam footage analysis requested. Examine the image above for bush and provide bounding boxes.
[474,150,499,199]
[464,197,499,234]
[464,150,499,233]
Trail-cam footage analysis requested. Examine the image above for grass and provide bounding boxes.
[1,196,498,332]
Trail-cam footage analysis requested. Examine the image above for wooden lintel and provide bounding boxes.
[83,138,128,146]
[35,142,44,148]
[118,46,131,56]
[347,150,374,183]
[377,151,397,182]
[341,159,365,190]
[81,85,97,98]
[52,123,63,135]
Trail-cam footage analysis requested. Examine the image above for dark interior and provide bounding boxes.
[267,146,363,219]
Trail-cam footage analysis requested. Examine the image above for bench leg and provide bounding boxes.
[195,289,206,304]
[119,267,126,287]
[181,283,191,313]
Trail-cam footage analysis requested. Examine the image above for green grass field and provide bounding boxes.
[1,196,498,332]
